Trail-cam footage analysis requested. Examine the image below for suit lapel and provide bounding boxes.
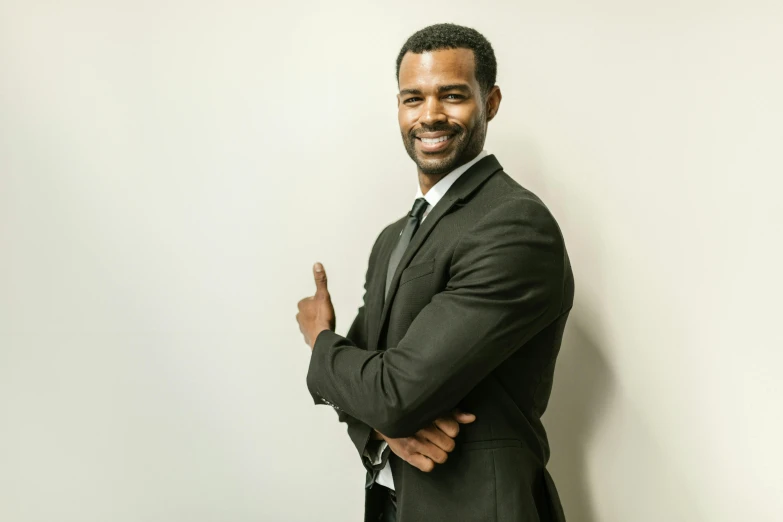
[366,223,400,351]
[368,154,503,350]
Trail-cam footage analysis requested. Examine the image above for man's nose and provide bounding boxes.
[420,97,447,126]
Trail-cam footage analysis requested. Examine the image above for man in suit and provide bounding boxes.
[296,23,574,521]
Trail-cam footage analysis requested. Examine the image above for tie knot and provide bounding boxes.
[409,197,429,220]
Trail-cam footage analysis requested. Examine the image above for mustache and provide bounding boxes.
[410,124,462,139]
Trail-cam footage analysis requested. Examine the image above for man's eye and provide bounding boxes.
[404,97,421,103]
[445,94,464,100]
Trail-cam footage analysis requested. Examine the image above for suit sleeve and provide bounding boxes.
[307,196,570,438]
[313,225,392,472]
[330,303,389,472]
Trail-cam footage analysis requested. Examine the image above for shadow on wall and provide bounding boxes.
[544,319,615,522]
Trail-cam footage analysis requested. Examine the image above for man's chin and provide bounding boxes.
[417,162,454,175]
[415,154,459,176]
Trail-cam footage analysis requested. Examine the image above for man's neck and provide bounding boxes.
[416,152,481,196]
[417,172,447,197]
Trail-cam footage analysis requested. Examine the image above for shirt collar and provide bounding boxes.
[415,150,489,215]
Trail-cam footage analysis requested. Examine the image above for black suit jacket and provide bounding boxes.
[307,154,574,521]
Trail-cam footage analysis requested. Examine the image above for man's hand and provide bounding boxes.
[296,262,336,350]
[375,409,476,472]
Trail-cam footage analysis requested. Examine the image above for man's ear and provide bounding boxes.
[486,85,502,121]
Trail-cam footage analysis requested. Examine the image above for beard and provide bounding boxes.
[401,119,486,176]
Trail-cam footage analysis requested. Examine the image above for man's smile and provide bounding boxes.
[416,132,455,152]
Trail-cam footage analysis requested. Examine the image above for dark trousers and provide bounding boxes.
[374,484,397,522]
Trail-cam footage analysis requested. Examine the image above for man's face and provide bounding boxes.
[397,48,491,175]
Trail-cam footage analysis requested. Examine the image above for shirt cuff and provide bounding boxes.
[362,440,389,466]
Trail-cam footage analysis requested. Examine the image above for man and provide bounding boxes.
[297,23,574,522]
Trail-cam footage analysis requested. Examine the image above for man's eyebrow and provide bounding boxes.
[437,84,472,93]
[399,84,473,96]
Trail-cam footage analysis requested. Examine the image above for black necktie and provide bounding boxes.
[385,197,429,299]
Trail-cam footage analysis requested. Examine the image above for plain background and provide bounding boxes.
[1,1,781,521]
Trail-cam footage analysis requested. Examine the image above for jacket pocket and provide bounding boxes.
[459,439,524,452]
[399,258,435,286]
[398,444,496,521]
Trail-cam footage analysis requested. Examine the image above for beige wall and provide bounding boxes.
[1,1,781,521]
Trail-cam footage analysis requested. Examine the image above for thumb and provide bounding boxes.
[453,409,476,424]
[313,262,329,298]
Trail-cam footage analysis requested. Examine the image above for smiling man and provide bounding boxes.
[297,23,574,521]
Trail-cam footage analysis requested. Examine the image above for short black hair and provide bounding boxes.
[395,23,497,98]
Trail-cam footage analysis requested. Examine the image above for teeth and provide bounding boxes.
[420,135,450,144]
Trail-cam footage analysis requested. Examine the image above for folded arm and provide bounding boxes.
[307,196,569,438]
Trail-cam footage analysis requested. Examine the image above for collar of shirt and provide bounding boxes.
[415,150,489,221]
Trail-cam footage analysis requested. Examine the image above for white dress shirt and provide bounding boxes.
[364,150,489,490]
